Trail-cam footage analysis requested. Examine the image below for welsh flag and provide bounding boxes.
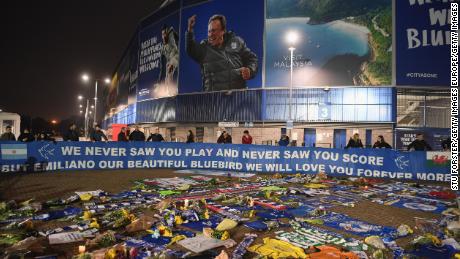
[426,151,451,167]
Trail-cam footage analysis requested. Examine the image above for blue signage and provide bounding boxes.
[395,0,451,86]
[0,141,450,182]
[318,102,331,120]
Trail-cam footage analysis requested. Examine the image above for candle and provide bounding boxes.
[78,245,86,254]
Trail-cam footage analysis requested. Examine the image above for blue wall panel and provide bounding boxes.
[176,91,262,122]
[263,88,394,122]
[136,98,176,123]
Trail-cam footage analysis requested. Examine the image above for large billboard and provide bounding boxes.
[104,33,139,116]
[395,128,451,151]
[265,0,392,87]
[128,34,139,106]
[137,11,180,101]
[395,0,452,86]
[178,0,264,93]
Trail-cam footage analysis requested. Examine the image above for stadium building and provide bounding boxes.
[102,0,451,150]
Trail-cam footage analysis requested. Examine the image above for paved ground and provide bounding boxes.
[0,169,186,201]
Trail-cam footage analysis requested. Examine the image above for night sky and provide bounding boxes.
[0,0,164,120]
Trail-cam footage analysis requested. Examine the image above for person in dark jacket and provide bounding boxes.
[373,135,392,149]
[129,126,146,141]
[0,126,16,141]
[186,14,258,92]
[345,133,364,149]
[63,124,79,141]
[278,134,290,147]
[36,132,46,141]
[217,131,232,144]
[90,125,108,142]
[147,128,165,142]
[186,130,195,143]
[442,137,451,151]
[18,129,34,142]
[242,130,253,144]
[37,132,56,142]
[118,127,128,142]
[407,133,432,151]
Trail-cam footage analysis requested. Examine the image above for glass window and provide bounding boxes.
[342,105,355,121]
[355,105,368,121]
[367,105,380,121]
[355,88,368,105]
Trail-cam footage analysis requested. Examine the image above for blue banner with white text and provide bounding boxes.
[395,0,452,86]
[0,141,451,182]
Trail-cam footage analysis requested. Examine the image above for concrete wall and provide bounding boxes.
[372,129,394,147]
[316,129,334,148]
[204,127,282,145]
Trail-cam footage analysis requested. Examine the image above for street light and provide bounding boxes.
[285,31,298,124]
[82,74,89,82]
[81,73,110,125]
[51,120,57,124]
[90,105,94,109]
[77,94,90,138]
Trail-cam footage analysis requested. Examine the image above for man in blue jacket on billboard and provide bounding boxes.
[186,14,258,92]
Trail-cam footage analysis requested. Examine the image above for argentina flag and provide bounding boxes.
[1,144,27,160]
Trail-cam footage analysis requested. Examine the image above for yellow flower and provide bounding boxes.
[426,234,442,246]
[90,220,100,229]
[121,209,129,218]
[82,211,92,220]
[128,214,137,222]
[175,215,184,225]
[158,225,173,237]
[221,231,230,240]
[105,248,116,259]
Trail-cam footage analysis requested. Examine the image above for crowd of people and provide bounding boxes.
[344,132,451,151]
[0,125,56,142]
[0,124,451,152]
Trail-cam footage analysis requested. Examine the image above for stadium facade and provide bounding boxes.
[102,0,451,150]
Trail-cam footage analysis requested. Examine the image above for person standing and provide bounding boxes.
[372,135,392,149]
[278,134,290,147]
[118,127,128,142]
[147,128,165,142]
[63,124,79,141]
[18,129,34,142]
[129,126,146,141]
[217,131,232,144]
[0,126,16,141]
[37,132,47,141]
[242,130,253,144]
[442,137,451,151]
[186,130,195,143]
[407,133,432,151]
[345,133,363,149]
[90,125,108,142]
